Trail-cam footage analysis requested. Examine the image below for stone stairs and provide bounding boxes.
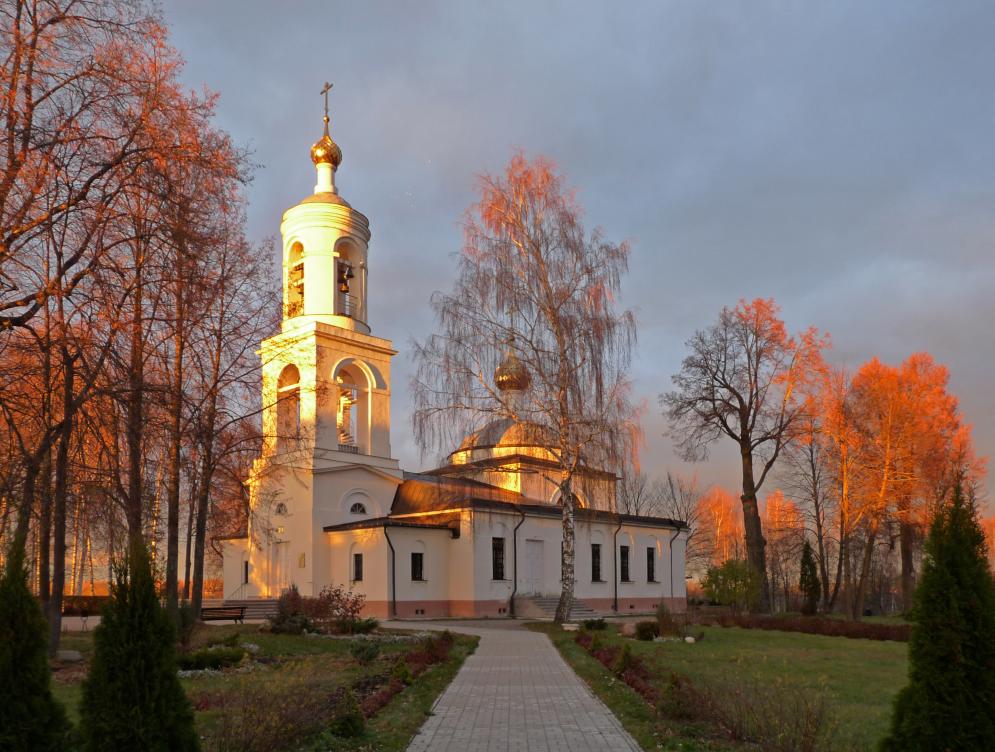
[515,595,601,621]
[217,598,279,621]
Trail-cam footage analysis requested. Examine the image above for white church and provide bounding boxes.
[221,106,688,619]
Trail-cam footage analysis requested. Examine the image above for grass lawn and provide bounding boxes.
[534,623,908,751]
[51,624,477,751]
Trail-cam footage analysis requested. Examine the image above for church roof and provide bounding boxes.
[390,471,523,515]
[454,417,552,453]
[323,513,460,534]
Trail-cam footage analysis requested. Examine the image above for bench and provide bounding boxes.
[200,606,245,623]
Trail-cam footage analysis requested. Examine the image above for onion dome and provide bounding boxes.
[310,119,342,169]
[494,349,531,392]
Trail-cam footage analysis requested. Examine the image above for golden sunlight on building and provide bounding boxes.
[221,96,688,620]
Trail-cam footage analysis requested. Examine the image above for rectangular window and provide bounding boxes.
[492,537,506,580]
[647,547,656,582]
[353,552,363,582]
[243,561,249,585]
[620,545,631,582]
[411,552,424,581]
[591,543,602,582]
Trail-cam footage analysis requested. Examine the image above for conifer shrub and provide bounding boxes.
[329,689,365,738]
[348,640,381,665]
[0,545,70,752]
[880,482,995,751]
[634,620,660,641]
[611,642,635,675]
[799,541,821,616]
[582,617,606,630]
[79,544,198,751]
[177,646,245,671]
[390,655,414,686]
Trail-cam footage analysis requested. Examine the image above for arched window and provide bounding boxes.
[349,502,367,514]
[276,364,301,453]
[286,242,304,317]
[334,363,370,454]
[274,502,288,516]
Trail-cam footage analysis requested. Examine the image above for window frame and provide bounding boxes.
[353,552,364,582]
[646,546,657,583]
[492,537,506,581]
[411,551,425,582]
[591,542,603,582]
[620,545,631,583]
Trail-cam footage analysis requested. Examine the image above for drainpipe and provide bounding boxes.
[510,507,526,618]
[384,526,396,619]
[612,517,623,612]
[668,527,682,607]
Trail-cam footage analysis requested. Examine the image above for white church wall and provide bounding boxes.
[326,529,391,618]
[386,527,452,618]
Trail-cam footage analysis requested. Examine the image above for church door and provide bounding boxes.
[525,539,544,595]
[271,541,290,596]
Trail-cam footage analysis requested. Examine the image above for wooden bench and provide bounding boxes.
[200,606,245,623]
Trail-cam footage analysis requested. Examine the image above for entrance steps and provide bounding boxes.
[217,598,279,621]
[515,595,601,621]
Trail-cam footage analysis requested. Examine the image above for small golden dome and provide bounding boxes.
[494,350,531,392]
[310,123,342,168]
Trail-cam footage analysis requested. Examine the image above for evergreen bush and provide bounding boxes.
[703,559,761,612]
[329,689,365,737]
[880,482,995,751]
[0,545,70,751]
[798,541,821,616]
[79,543,199,751]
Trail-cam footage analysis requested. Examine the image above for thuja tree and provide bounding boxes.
[798,540,821,616]
[79,544,198,751]
[0,544,69,751]
[881,482,995,751]
[413,154,638,623]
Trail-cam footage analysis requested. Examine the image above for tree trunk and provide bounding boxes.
[190,450,212,615]
[183,477,196,601]
[897,494,915,613]
[740,446,770,612]
[554,478,576,624]
[48,352,73,655]
[165,259,185,617]
[125,266,144,548]
[853,516,880,621]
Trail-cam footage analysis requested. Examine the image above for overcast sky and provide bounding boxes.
[163,0,995,504]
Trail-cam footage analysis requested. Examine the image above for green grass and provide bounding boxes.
[50,625,478,750]
[534,623,908,751]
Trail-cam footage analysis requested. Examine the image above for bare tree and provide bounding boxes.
[413,154,638,623]
[663,298,827,610]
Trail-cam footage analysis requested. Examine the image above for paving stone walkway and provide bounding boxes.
[395,620,641,752]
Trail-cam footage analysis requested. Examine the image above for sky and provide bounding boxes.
[162,0,995,503]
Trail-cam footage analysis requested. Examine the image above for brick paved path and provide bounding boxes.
[399,621,641,752]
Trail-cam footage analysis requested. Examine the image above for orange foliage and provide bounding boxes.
[695,486,744,565]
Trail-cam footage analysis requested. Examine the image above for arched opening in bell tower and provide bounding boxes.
[286,241,304,318]
[332,361,371,455]
[276,364,301,453]
[335,238,364,322]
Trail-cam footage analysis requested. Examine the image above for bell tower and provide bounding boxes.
[258,87,399,467]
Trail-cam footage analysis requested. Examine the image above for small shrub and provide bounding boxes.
[345,617,379,634]
[703,559,761,612]
[390,656,414,686]
[206,631,241,649]
[269,586,311,634]
[657,672,699,720]
[634,620,659,641]
[270,614,310,635]
[582,617,606,630]
[176,601,198,648]
[177,646,245,671]
[348,640,381,665]
[360,678,404,717]
[610,643,635,675]
[656,601,680,636]
[329,689,365,738]
[574,631,594,650]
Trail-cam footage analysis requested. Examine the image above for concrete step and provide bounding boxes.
[516,596,601,621]
[221,598,279,620]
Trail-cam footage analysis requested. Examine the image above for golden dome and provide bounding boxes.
[310,122,342,169]
[494,350,531,392]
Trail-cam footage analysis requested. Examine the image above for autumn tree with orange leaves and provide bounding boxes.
[413,154,639,624]
[664,298,827,611]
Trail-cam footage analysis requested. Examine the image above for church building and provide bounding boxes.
[221,106,688,619]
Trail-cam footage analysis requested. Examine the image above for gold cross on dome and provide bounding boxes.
[320,82,333,123]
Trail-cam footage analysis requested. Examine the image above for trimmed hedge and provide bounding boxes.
[708,613,910,642]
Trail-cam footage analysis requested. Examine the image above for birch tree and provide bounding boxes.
[413,154,638,623]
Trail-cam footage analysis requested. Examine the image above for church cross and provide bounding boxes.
[320,81,333,125]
